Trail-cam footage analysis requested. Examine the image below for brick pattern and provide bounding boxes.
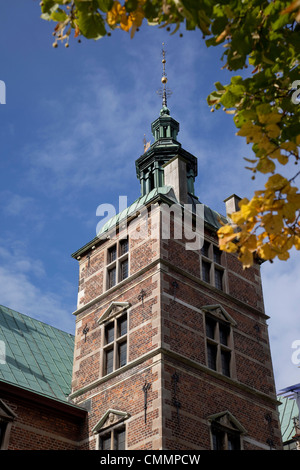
[69,203,282,450]
[2,396,82,450]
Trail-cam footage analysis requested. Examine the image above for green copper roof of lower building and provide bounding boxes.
[0,304,74,403]
[278,394,299,443]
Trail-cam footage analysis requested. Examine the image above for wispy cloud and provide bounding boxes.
[0,239,75,333]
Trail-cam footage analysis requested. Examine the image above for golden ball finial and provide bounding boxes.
[161,76,168,84]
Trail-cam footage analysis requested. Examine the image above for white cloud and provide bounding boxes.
[0,240,74,333]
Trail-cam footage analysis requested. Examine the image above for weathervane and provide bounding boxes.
[157,43,172,110]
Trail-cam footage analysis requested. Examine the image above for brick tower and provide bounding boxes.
[69,49,282,451]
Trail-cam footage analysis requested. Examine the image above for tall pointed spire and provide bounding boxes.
[135,43,197,197]
[157,43,172,116]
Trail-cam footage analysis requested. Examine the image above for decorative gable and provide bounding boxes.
[207,410,247,434]
[92,409,130,434]
[201,304,237,326]
[97,301,131,326]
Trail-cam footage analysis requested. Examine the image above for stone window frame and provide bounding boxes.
[203,305,236,379]
[106,237,129,290]
[208,411,247,450]
[102,310,128,377]
[98,423,126,450]
[200,240,227,292]
[93,409,130,450]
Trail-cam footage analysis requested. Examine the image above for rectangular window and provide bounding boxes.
[103,312,128,376]
[201,240,225,291]
[105,348,114,375]
[207,343,217,370]
[215,268,223,291]
[201,240,210,257]
[206,317,216,340]
[213,246,222,264]
[99,426,126,450]
[108,267,116,288]
[120,239,128,256]
[115,429,126,450]
[119,342,127,368]
[108,245,117,263]
[120,259,129,281]
[205,315,233,377]
[202,260,211,283]
[106,239,129,290]
[219,324,229,346]
[212,426,240,450]
[221,350,231,377]
[118,316,127,337]
[105,323,114,344]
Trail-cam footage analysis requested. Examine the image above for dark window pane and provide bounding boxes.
[207,343,217,370]
[120,259,128,280]
[219,324,229,346]
[212,428,224,450]
[106,348,114,374]
[105,323,114,344]
[118,315,127,337]
[221,350,231,377]
[228,432,240,450]
[201,241,210,257]
[120,239,128,255]
[101,434,111,450]
[215,268,223,290]
[213,246,222,264]
[206,317,216,340]
[108,267,116,288]
[119,342,127,368]
[115,429,126,450]
[0,422,7,447]
[202,261,211,283]
[108,245,117,263]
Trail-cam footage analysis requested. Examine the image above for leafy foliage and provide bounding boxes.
[39,0,300,267]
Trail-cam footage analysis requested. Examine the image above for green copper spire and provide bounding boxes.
[135,44,197,197]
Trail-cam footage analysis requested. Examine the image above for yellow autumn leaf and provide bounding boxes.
[265,173,289,191]
[281,141,298,153]
[239,246,254,268]
[241,233,257,251]
[230,210,245,225]
[258,112,282,125]
[257,243,275,260]
[256,157,276,174]
[277,251,290,261]
[266,123,281,138]
[107,1,125,27]
[294,236,300,250]
[262,213,284,234]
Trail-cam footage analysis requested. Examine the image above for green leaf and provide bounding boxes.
[51,8,68,22]
[97,0,114,13]
[125,0,138,13]
[76,7,106,39]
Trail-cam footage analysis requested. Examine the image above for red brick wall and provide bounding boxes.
[70,201,281,450]
[1,394,84,450]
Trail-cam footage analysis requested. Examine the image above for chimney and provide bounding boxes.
[224,194,242,218]
[163,155,188,205]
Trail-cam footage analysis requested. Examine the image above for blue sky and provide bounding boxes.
[0,1,299,392]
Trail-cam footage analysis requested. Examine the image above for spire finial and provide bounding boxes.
[157,43,172,115]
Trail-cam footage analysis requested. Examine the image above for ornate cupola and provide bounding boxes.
[135,44,198,199]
